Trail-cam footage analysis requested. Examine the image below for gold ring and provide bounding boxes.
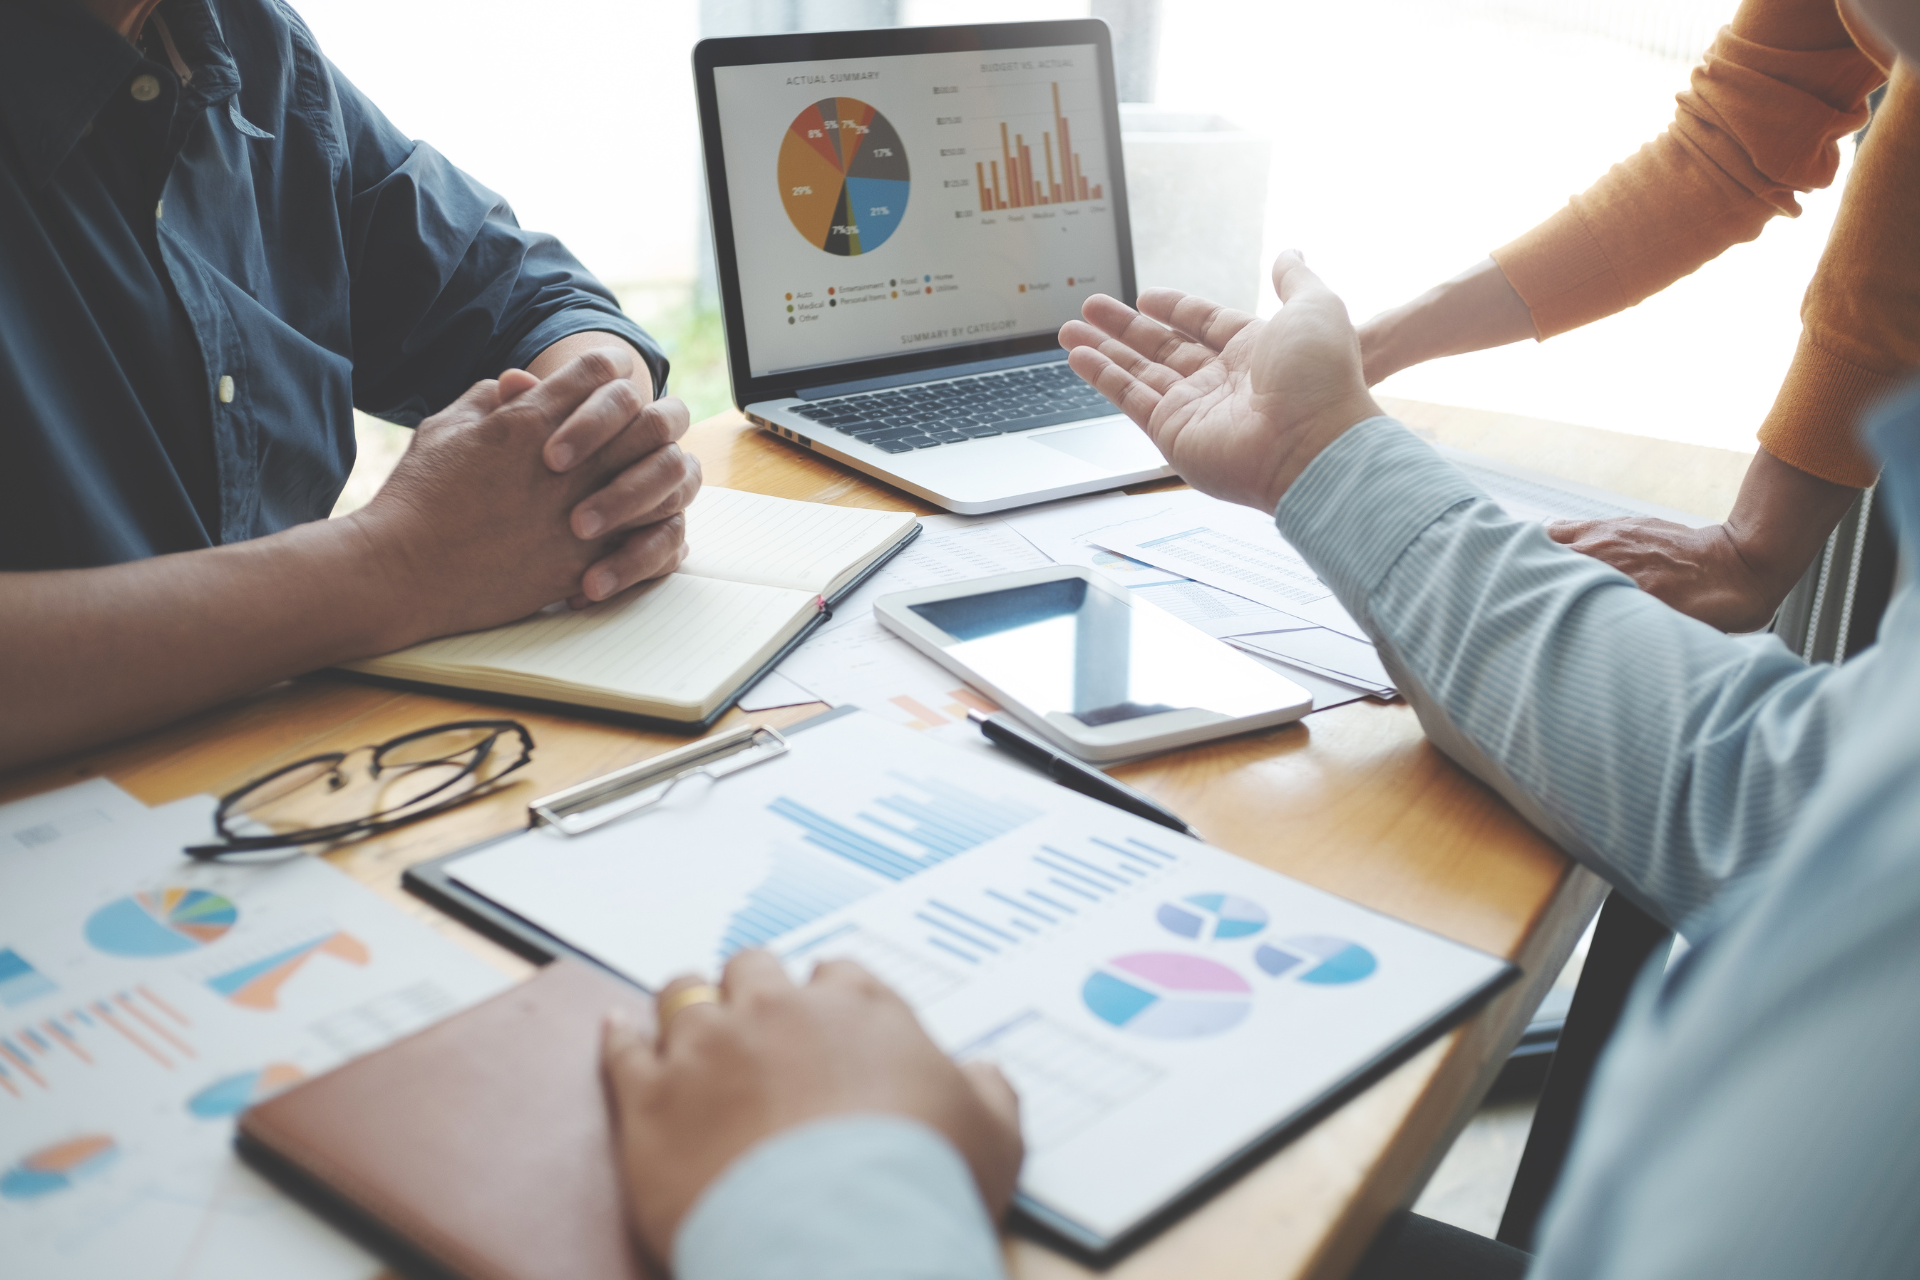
[657,983,722,1027]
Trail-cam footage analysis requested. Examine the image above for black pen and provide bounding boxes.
[967,709,1194,835]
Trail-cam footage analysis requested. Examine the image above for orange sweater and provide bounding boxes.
[1491,0,1917,488]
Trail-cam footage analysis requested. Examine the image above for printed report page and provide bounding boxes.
[449,712,1509,1246]
[713,44,1125,378]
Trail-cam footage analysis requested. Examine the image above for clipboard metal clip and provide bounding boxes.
[529,724,791,836]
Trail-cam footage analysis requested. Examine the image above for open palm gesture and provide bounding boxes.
[1059,252,1383,514]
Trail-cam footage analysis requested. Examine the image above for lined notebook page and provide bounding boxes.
[354,576,813,714]
[681,488,917,595]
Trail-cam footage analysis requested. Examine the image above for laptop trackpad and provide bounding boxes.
[1032,420,1165,471]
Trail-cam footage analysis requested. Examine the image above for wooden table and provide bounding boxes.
[0,401,1752,1280]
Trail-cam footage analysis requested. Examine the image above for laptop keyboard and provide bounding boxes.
[787,362,1115,454]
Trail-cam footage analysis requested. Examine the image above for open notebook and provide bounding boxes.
[342,488,919,728]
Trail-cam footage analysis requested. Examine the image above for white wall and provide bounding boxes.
[296,0,1853,454]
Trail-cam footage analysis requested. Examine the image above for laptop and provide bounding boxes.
[694,19,1172,514]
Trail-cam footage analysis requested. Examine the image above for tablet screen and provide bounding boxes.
[909,577,1300,727]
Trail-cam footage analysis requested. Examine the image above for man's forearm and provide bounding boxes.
[0,516,410,771]
[1356,257,1536,386]
[1276,419,1843,929]
[528,332,655,400]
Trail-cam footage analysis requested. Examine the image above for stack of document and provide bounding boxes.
[0,781,509,1280]
[745,445,1712,744]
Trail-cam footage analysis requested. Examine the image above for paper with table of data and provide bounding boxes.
[444,711,1512,1250]
[0,781,509,1280]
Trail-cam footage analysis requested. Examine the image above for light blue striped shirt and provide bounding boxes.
[676,384,1920,1280]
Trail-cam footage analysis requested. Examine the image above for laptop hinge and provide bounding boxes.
[794,349,1063,400]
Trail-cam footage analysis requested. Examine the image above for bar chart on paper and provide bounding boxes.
[0,984,199,1097]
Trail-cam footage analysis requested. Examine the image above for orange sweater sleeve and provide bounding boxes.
[1491,0,1882,339]
[1757,61,1920,487]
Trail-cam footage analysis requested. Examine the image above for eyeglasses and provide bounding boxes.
[185,720,534,860]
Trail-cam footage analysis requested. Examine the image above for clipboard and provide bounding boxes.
[403,707,860,981]
[400,704,1518,1263]
[332,527,921,736]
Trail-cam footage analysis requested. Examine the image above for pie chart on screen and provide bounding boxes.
[778,97,910,256]
[1082,952,1251,1039]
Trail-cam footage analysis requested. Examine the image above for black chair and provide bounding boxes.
[1494,891,1671,1249]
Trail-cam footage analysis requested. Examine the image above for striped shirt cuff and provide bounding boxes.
[1272,417,1483,621]
[676,1114,1005,1280]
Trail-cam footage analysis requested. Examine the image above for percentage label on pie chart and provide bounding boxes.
[1082,952,1251,1039]
[779,97,909,256]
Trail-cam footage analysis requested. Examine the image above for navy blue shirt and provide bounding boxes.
[0,0,668,570]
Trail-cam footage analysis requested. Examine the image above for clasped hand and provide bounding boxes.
[348,347,700,646]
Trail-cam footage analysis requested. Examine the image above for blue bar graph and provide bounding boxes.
[767,774,1042,882]
[719,849,876,961]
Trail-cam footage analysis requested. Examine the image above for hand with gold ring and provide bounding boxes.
[600,950,1022,1270]
[654,980,721,1032]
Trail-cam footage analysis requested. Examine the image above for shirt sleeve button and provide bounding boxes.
[217,376,235,404]
[130,74,161,102]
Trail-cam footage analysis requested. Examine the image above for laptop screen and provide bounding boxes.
[712,41,1125,381]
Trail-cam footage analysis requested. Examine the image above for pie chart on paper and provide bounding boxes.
[84,889,237,957]
[778,97,910,256]
[1082,952,1252,1039]
[1157,892,1269,942]
[1256,935,1378,985]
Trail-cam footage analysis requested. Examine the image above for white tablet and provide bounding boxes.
[874,566,1312,762]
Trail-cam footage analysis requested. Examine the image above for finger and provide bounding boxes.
[1544,520,1588,544]
[721,948,797,1004]
[1060,322,1184,396]
[808,957,895,998]
[500,347,633,444]
[1065,345,1165,434]
[543,373,652,473]
[961,1059,1022,1135]
[578,512,689,603]
[653,972,725,1049]
[1078,295,1215,376]
[600,1011,666,1131]
[427,377,505,434]
[571,445,701,540]
[498,368,538,401]
[1272,249,1336,309]
[1136,288,1258,353]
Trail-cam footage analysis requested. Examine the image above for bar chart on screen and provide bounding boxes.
[972,82,1105,213]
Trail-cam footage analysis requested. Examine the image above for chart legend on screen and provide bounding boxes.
[779,97,910,256]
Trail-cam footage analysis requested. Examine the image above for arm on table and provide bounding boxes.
[1062,258,1846,929]
[0,350,694,772]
